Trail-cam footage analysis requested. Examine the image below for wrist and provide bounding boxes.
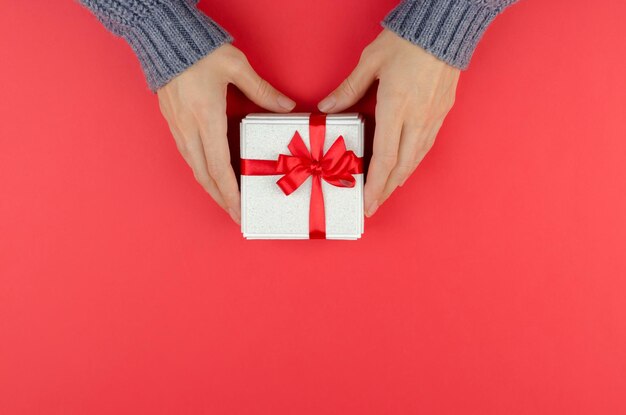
[120,0,232,92]
[381,0,503,69]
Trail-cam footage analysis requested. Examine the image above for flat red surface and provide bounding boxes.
[1,1,625,414]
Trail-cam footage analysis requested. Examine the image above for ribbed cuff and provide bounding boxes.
[120,0,233,92]
[382,0,500,69]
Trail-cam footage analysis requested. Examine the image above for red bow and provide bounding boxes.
[241,113,363,239]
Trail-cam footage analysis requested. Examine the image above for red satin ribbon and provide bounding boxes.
[241,113,363,239]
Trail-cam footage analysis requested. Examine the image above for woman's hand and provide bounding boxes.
[157,44,296,225]
[318,29,460,217]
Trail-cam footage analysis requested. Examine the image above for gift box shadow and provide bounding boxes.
[227,82,378,187]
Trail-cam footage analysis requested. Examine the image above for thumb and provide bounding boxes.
[231,58,296,113]
[318,54,377,113]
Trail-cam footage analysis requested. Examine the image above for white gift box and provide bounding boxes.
[240,113,364,240]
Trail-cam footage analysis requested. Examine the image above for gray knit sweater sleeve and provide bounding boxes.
[382,0,518,69]
[79,0,232,92]
[80,1,516,92]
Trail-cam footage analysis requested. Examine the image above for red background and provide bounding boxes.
[1,1,626,414]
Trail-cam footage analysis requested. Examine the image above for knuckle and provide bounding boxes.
[191,169,201,182]
[405,113,430,132]
[228,52,249,77]
[180,141,195,157]
[341,76,358,98]
[198,179,213,193]
[374,153,397,170]
[396,161,415,175]
[256,78,271,100]
[232,48,248,63]
[174,139,187,155]
[190,167,209,187]
[228,47,246,61]
[198,179,214,195]
[177,131,197,154]
[360,44,376,62]
[206,159,227,179]
[398,172,411,185]
[448,93,456,108]
[222,191,238,203]
[421,138,435,152]
[359,45,370,60]
[393,162,416,185]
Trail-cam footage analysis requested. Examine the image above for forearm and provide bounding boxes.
[382,0,518,69]
[79,0,232,91]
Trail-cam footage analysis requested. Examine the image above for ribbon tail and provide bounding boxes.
[309,175,326,239]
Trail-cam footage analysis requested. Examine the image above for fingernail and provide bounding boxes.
[228,207,241,225]
[399,177,408,187]
[365,200,379,217]
[318,96,336,113]
[277,95,296,111]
